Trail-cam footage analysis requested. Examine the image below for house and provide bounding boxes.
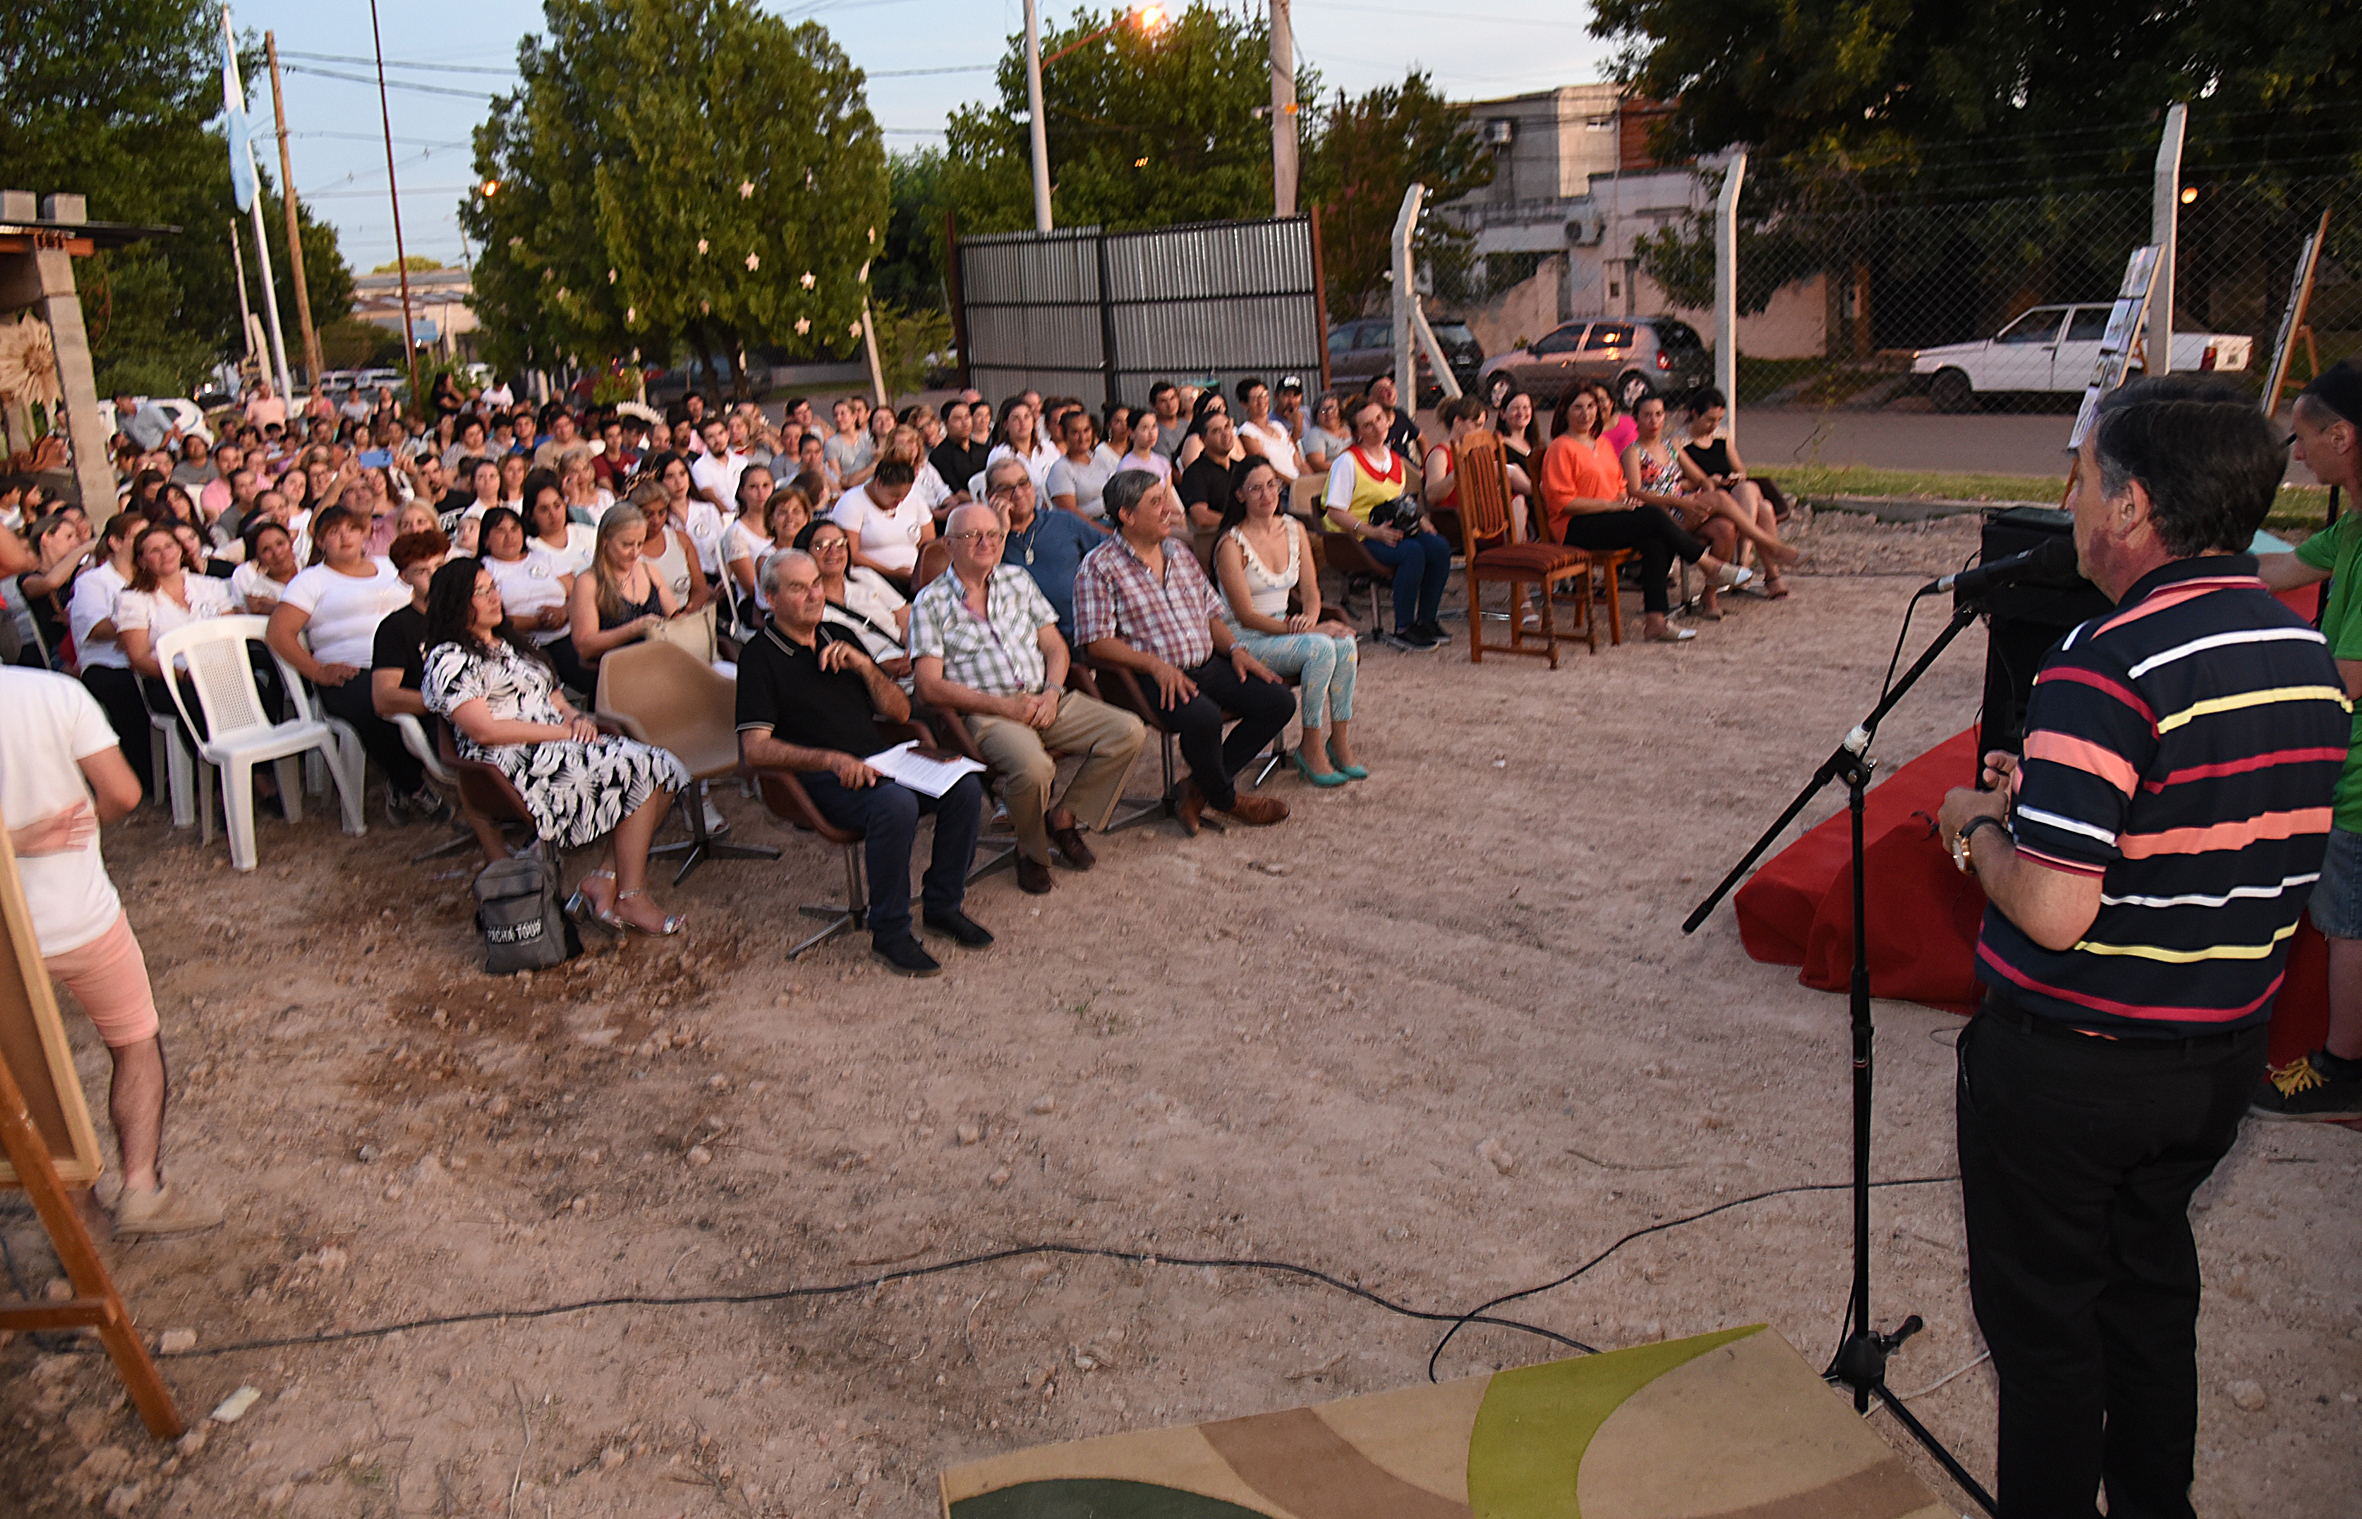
[351,265,479,360]
[1436,88,1829,362]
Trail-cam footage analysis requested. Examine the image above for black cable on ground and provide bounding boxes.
[30,1174,1963,1380]
[1425,1175,1960,1381]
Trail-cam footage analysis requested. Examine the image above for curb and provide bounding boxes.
[1806,495,2054,523]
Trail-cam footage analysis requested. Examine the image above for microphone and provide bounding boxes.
[1931,536,2083,600]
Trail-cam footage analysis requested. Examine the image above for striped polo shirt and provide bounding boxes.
[1978,554,2351,1035]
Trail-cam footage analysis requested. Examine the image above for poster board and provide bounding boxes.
[2262,211,2331,418]
[2066,245,2163,453]
[0,807,106,1187]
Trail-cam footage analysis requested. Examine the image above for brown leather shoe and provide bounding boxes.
[1175,780,1206,837]
[1220,793,1290,826]
[1015,855,1056,894]
[1048,821,1096,870]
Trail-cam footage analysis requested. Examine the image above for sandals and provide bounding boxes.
[1643,624,1697,643]
[603,888,686,937]
[565,868,616,921]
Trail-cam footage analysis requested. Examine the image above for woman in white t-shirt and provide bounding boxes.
[526,483,598,577]
[1233,377,1308,482]
[985,402,1060,493]
[1115,408,1172,482]
[829,458,934,585]
[116,525,236,681]
[719,463,778,620]
[479,507,575,646]
[265,504,433,815]
[229,520,302,613]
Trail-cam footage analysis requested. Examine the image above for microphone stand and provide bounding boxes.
[1684,593,1999,1517]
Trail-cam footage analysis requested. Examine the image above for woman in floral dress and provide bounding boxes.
[421,558,691,935]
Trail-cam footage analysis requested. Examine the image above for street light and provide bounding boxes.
[1024,3,1169,232]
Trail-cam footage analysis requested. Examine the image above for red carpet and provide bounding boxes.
[1733,726,2335,1063]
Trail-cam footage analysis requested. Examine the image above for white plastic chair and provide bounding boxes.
[391,711,478,863]
[147,713,197,829]
[153,615,367,871]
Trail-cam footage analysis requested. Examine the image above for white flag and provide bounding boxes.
[222,6,258,212]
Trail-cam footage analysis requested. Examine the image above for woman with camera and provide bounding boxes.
[1322,393,1451,649]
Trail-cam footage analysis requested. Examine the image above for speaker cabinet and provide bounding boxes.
[1977,507,2112,757]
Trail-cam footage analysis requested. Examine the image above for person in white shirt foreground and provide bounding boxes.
[0,667,222,1235]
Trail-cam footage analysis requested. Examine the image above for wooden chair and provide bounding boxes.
[1450,429,1597,664]
[595,640,780,884]
[749,718,931,960]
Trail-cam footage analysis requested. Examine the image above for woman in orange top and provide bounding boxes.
[1540,390,1743,642]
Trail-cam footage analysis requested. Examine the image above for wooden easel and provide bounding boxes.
[2263,210,2333,419]
[0,820,182,1439]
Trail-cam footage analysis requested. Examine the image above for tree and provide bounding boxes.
[0,0,354,394]
[463,0,888,393]
[1300,72,1493,322]
[943,3,1315,234]
[874,148,952,315]
[374,255,445,274]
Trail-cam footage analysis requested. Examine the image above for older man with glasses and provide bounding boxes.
[985,456,1102,629]
[911,501,1145,895]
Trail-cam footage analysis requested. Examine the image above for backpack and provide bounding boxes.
[473,847,579,973]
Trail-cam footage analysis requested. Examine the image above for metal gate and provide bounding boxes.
[953,215,1327,411]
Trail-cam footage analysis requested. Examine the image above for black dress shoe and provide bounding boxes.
[1048,822,1097,870]
[1015,855,1056,894]
[923,909,996,949]
[871,933,942,977]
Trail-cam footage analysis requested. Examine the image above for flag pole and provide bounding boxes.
[264,32,324,389]
[224,8,294,406]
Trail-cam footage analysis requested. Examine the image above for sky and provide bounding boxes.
[223,0,1618,271]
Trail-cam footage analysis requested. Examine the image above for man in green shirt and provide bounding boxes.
[2258,360,2362,1119]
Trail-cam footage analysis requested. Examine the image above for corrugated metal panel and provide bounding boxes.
[958,217,1322,408]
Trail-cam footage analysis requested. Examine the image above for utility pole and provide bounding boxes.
[1023,0,1053,232]
[1269,0,1298,216]
[264,32,323,389]
[228,220,257,371]
[367,0,421,404]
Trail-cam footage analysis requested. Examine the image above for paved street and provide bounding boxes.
[1738,404,2075,477]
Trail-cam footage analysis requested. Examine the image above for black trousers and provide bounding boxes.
[1562,506,1707,614]
[80,665,154,797]
[1159,656,1295,811]
[801,771,983,944]
[1956,1000,2268,1519]
[317,673,424,795]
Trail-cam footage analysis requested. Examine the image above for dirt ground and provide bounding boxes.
[4,509,2357,1517]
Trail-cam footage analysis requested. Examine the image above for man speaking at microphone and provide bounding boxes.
[1937,377,2347,1518]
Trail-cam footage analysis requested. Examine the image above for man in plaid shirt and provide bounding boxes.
[912,502,1146,895]
[1074,471,1294,832]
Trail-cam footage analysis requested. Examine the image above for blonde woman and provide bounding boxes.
[567,502,681,670]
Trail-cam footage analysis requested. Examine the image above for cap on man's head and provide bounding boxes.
[2299,360,2362,429]
[1277,375,1303,393]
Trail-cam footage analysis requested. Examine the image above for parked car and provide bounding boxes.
[1325,317,1485,404]
[94,397,215,449]
[1912,304,2252,413]
[1478,316,1711,413]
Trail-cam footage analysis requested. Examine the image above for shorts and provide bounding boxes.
[42,911,159,1048]
[2310,825,2362,941]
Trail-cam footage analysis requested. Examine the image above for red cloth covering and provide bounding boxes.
[1733,725,2336,1048]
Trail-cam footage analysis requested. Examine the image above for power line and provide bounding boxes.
[275,48,516,76]
[291,131,471,149]
[279,63,497,100]
[868,64,993,76]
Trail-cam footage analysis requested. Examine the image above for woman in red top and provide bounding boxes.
[1540,391,1742,643]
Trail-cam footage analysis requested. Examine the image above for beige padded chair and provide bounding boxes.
[595,640,779,883]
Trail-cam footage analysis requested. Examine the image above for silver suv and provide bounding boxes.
[1478,317,1710,411]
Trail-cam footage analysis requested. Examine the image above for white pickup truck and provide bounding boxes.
[1913,303,2251,412]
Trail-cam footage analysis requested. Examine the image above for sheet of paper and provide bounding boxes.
[862,740,986,798]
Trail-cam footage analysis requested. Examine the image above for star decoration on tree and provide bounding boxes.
[800,271,816,289]
[739,180,755,199]
[746,252,760,271]
[794,317,810,335]
[849,321,863,339]
[697,238,710,255]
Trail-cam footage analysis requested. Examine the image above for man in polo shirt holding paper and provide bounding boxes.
[1938,378,2347,1516]
[736,548,990,978]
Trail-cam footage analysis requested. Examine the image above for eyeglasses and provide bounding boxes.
[951,529,1007,544]
[988,482,1033,499]
[810,538,849,553]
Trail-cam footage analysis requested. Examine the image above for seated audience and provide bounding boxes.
[1214,457,1364,784]
[478,505,587,689]
[911,502,1147,894]
[1114,406,1173,483]
[881,424,955,522]
[1178,396,1247,534]
[423,558,689,934]
[1622,394,1797,601]
[117,523,236,705]
[986,400,1059,493]
[1234,377,1307,481]
[17,509,90,665]
[721,463,780,623]
[929,401,990,508]
[988,456,1100,630]
[569,503,683,674]
[267,504,435,819]
[795,518,911,682]
[645,450,726,588]
[527,473,599,575]
[70,510,151,792]
[831,457,933,589]
[365,530,459,831]
[1075,471,1291,833]
[1540,390,1739,644]
[1322,395,1452,649]
[1424,395,1535,540]
[1680,386,1794,530]
[736,547,989,977]
[1045,408,1115,525]
[629,473,714,614]
[229,519,300,613]
[765,485,815,565]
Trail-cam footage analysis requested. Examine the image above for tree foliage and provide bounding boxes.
[874,149,952,315]
[0,0,354,394]
[1300,72,1493,321]
[463,0,888,387]
[1593,0,2362,341]
[943,3,1311,234]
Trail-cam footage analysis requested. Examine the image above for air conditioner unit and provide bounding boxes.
[1565,207,1607,246]
[1484,118,1515,147]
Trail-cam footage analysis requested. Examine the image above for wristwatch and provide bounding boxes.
[1952,814,2008,873]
